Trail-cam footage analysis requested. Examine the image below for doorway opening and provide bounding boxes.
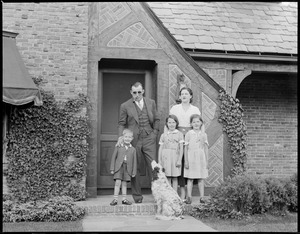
[97,59,157,195]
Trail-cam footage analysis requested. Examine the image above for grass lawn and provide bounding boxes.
[198,211,298,232]
[3,219,83,232]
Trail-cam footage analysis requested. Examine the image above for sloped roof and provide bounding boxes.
[147,2,297,55]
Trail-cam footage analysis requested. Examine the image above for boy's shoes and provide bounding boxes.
[185,197,192,204]
[110,199,118,206]
[122,199,132,205]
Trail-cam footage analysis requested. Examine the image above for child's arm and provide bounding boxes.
[132,148,137,177]
[176,132,184,167]
[176,143,183,167]
[184,145,189,169]
[204,133,209,169]
[158,144,163,167]
[158,134,164,166]
[184,133,189,169]
[110,147,118,174]
[204,144,208,169]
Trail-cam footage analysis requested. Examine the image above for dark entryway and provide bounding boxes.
[97,59,157,194]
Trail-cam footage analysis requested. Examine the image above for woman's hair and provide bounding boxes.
[190,114,203,124]
[165,114,179,129]
[179,87,193,103]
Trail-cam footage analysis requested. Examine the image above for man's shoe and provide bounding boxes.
[122,199,132,205]
[135,198,143,203]
[110,199,118,206]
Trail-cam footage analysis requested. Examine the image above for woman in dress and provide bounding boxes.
[169,87,204,202]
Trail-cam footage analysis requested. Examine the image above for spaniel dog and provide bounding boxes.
[151,160,184,220]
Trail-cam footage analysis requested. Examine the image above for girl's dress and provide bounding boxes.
[159,129,184,177]
[169,103,205,186]
[184,130,208,179]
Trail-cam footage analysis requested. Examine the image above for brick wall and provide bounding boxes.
[2,2,89,101]
[196,60,297,178]
[2,2,89,195]
[202,68,227,90]
[237,73,297,177]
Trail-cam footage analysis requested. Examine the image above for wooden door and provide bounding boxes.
[98,70,153,190]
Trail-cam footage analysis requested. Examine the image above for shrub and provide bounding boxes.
[264,177,288,215]
[61,183,86,201]
[209,174,270,218]
[189,173,298,219]
[3,196,85,223]
[283,173,297,212]
[3,193,15,202]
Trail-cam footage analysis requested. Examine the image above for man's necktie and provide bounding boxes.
[137,101,143,110]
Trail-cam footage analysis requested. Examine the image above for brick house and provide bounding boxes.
[2,2,297,198]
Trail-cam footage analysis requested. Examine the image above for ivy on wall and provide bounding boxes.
[218,89,247,177]
[5,78,90,202]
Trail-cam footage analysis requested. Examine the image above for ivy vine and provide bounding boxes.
[218,89,247,177]
[6,77,90,202]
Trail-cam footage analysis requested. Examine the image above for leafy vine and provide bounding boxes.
[5,77,90,202]
[218,89,247,177]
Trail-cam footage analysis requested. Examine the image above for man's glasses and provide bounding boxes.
[132,91,142,94]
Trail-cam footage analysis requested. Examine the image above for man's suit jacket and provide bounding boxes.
[118,97,160,142]
[110,145,137,177]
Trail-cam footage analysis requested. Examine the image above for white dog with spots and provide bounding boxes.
[151,160,184,220]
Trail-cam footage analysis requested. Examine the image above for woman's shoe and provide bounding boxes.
[110,199,118,206]
[185,197,192,204]
[199,197,205,204]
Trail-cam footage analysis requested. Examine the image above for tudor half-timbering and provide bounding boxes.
[2,2,297,198]
[86,2,224,197]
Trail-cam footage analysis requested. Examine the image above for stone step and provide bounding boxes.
[75,195,198,216]
[76,203,194,216]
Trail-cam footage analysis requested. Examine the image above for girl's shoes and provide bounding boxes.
[185,197,192,204]
[199,197,205,204]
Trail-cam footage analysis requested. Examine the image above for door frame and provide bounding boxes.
[97,68,153,191]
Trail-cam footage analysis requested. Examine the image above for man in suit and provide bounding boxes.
[118,82,160,203]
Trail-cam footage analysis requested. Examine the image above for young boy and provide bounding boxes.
[110,129,137,205]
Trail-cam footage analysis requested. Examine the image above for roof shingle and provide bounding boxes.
[148,2,297,54]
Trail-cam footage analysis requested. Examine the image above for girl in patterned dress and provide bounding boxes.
[158,115,184,192]
[184,114,209,204]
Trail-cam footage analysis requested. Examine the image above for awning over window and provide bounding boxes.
[3,31,42,106]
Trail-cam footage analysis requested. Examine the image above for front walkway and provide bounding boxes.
[82,214,217,232]
[76,194,217,232]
